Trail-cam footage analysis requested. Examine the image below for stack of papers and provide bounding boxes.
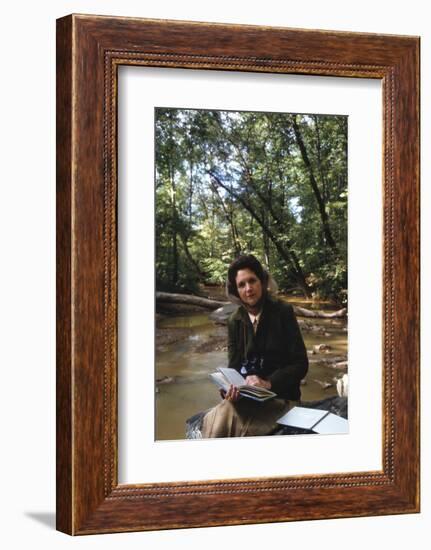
[277,406,348,434]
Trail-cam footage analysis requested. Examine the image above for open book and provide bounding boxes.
[276,406,348,434]
[210,367,276,402]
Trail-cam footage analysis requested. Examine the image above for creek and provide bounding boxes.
[155,299,347,440]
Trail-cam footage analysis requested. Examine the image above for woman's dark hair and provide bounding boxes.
[227,255,269,298]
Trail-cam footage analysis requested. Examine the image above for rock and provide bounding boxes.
[265,396,347,419]
[309,325,332,335]
[313,379,333,390]
[208,303,239,324]
[313,344,332,352]
[156,376,175,385]
[324,355,346,362]
[301,396,348,418]
[335,374,348,397]
[321,358,348,371]
[185,411,208,439]
[319,356,347,368]
[307,357,325,365]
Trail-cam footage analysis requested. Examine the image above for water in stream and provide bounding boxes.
[155,302,347,440]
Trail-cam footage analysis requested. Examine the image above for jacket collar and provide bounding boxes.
[231,295,274,322]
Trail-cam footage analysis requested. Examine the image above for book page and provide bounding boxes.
[217,367,246,387]
[314,413,349,435]
[277,407,329,430]
[209,372,229,392]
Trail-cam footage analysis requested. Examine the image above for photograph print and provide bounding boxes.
[154,107,348,441]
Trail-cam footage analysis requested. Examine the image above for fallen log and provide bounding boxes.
[294,306,347,319]
[156,291,227,310]
[156,292,347,318]
[210,303,347,323]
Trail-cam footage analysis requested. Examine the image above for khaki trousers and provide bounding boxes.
[201,397,296,438]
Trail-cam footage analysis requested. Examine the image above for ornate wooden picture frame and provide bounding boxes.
[56,14,420,535]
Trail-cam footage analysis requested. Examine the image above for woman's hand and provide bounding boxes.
[245,375,272,390]
[224,384,240,402]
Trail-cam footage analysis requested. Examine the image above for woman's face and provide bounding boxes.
[235,268,263,310]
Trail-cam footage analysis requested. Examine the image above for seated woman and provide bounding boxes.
[202,255,309,438]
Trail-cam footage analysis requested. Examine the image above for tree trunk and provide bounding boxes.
[209,179,242,256]
[168,114,179,285]
[292,115,339,256]
[312,115,328,204]
[170,169,179,285]
[180,234,208,280]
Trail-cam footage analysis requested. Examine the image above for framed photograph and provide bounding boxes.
[56,14,420,534]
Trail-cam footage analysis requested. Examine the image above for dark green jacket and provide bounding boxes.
[227,296,308,400]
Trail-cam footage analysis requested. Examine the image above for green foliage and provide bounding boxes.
[155,108,348,306]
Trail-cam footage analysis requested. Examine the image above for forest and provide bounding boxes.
[155,108,348,306]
